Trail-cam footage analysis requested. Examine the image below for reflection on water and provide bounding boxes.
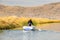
[0,30,60,40]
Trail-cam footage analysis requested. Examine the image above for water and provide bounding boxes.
[0,30,60,40]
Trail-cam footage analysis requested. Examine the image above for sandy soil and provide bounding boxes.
[36,23,60,32]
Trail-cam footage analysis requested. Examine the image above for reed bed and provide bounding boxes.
[0,16,60,30]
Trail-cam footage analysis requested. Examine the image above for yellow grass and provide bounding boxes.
[0,16,60,30]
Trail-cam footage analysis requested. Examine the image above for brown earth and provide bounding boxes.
[36,23,60,32]
[0,2,60,19]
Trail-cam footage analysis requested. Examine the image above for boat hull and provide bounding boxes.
[23,26,35,31]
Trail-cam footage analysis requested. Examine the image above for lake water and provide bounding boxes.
[0,30,60,40]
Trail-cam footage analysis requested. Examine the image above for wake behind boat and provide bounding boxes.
[23,26,41,32]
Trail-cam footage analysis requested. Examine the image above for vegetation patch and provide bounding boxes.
[0,16,60,30]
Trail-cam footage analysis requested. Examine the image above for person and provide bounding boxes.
[28,19,33,26]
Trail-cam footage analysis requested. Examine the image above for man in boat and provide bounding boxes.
[28,19,33,26]
[23,19,35,31]
[28,19,35,31]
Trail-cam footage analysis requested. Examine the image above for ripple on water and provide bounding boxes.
[0,30,60,40]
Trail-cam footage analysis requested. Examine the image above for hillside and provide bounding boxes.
[0,2,60,19]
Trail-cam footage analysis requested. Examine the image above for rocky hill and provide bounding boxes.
[0,2,60,19]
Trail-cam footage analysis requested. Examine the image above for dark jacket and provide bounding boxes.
[28,19,33,26]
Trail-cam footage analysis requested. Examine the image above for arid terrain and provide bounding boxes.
[0,2,60,19]
[0,2,60,31]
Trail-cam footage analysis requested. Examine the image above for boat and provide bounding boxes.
[23,26,36,31]
[23,26,41,31]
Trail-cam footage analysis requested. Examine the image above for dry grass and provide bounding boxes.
[0,16,60,30]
